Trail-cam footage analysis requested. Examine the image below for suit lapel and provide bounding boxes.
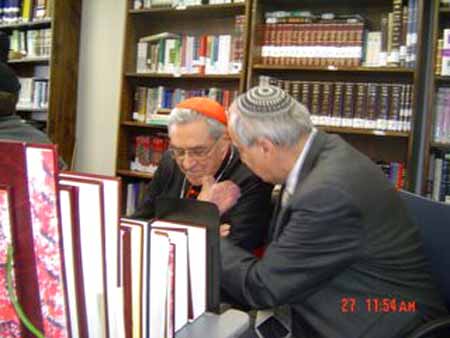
[271,131,328,241]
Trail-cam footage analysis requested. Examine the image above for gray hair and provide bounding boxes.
[228,85,313,147]
[168,107,226,140]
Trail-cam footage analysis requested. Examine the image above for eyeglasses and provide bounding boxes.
[168,138,221,160]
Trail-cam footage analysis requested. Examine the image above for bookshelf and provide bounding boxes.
[422,0,450,201]
[1,0,82,166]
[116,0,252,212]
[246,0,426,190]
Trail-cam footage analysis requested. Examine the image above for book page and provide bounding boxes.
[151,220,207,320]
[61,172,122,338]
[152,227,189,331]
[59,188,81,338]
[150,230,171,338]
[58,178,106,338]
[120,222,143,338]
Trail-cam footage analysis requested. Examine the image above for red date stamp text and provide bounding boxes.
[341,297,417,313]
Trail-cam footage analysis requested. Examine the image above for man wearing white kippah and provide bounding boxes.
[205,85,447,337]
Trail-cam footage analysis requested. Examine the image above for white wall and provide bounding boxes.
[74,0,126,175]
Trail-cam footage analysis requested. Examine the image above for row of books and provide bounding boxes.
[133,0,243,9]
[260,17,365,68]
[126,181,150,216]
[435,29,450,76]
[132,86,238,124]
[8,28,51,59]
[260,76,413,132]
[136,19,245,75]
[433,87,450,144]
[259,0,418,69]
[0,0,51,24]
[130,134,170,174]
[17,77,49,110]
[0,140,219,338]
[378,161,406,190]
[427,150,450,203]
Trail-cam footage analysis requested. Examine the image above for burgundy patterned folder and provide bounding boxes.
[0,185,21,337]
[0,140,71,338]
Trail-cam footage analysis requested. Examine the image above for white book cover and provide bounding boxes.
[218,34,231,74]
[136,42,148,73]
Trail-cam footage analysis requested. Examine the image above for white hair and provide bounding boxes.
[168,107,225,140]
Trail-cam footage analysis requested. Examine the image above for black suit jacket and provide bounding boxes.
[132,147,273,252]
[221,131,447,338]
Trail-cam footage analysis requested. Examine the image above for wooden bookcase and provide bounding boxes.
[1,0,82,167]
[421,0,450,199]
[246,0,427,191]
[116,0,252,211]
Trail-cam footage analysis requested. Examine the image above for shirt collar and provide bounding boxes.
[285,128,317,196]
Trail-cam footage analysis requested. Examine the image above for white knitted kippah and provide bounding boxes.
[235,85,295,118]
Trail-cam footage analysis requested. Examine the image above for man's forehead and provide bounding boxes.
[169,120,213,147]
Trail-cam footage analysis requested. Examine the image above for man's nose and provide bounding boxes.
[181,153,198,170]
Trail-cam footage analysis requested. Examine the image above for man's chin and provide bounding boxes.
[186,175,203,186]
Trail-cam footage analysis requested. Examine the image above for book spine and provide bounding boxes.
[436,38,444,75]
[377,84,390,130]
[320,82,333,126]
[310,82,322,124]
[342,83,355,127]
[442,29,450,75]
[354,83,367,128]
[388,0,402,66]
[331,83,344,126]
[389,84,401,131]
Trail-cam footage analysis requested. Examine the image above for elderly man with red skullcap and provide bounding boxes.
[132,97,273,252]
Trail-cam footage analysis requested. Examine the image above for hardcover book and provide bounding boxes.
[0,141,70,338]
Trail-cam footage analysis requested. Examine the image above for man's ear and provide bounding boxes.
[256,138,275,156]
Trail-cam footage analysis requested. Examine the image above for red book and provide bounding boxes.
[198,35,207,75]
[0,140,71,338]
[0,185,21,337]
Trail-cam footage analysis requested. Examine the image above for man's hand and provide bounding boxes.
[220,223,231,237]
[197,176,241,215]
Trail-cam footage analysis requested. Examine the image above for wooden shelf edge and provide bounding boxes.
[319,126,410,137]
[436,76,450,81]
[8,56,50,64]
[16,107,48,112]
[430,142,450,150]
[252,64,414,74]
[117,169,154,179]
[125,72,241,79]
[122,121,168,129]
[0,18,52,29]
[129,2,245,14]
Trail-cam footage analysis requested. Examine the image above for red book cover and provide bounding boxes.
[0,185,21,337]
[0,140,70,338]
[198,35,207,75]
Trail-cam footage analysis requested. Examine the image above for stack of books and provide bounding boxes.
[0,139,220,338]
